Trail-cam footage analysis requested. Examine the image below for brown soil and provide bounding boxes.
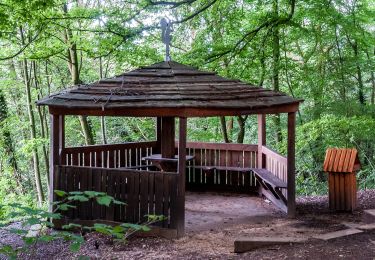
[1,190,375,260]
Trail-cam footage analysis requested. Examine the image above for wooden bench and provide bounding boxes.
[252,168,287,211]
[192,166,253,173]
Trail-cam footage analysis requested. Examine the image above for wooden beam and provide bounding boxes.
[177,117,187,237]
[287,112,296,218]
[161,117,175,158]
[48,102,301,117]
[49,114,61,212]
[155,117,162,153]
[257,114,266,169]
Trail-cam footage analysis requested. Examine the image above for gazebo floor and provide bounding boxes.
[185,192,280,232]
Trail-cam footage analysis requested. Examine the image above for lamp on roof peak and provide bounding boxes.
[160,18,172,62]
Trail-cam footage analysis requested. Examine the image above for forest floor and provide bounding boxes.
[1,190,375,260]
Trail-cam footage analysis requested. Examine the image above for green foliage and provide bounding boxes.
[0,190,163,259]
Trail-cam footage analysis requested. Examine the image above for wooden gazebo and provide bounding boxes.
[38,61,302,237]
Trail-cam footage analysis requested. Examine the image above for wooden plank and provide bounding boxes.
[169,174,178,229]
[105,171,114,220]
[154,173,164,226]
[50,115,60,212]
[323,149,332,172]
[337,149,347,172]
[334,173,341,210]
[92,168,102,220]
[333,150,342,172]
[328,148,337,173]
[287,112,296,218]
[329,173,335,210]
[62,141,157,154]
[161,117,175,159]
[252,169,287,188]
[183,142,258,152]
[148,172,155,217]
[126,173,134,222]
[133,171,140,222]
[348,149,357,173]
[86,168,93,220]
[258,114,266,169]
[140,172,149,223]
[162,174,170,228]
[120,172,128,222]
[80,167,88,220]
[339,172,345,210]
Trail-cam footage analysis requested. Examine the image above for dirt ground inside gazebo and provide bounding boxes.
[2,190,375,259]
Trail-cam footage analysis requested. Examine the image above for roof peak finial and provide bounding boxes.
[160,18,172,62]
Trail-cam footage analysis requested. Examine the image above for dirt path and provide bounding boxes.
[1,190,375,259]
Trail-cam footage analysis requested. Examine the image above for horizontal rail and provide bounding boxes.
[181,141,258,152]
[62,141,157,153]
[262,145,287,165]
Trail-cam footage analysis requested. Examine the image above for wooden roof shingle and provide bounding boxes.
[37,61,303,117]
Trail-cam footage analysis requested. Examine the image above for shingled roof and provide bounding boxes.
[38,61,302,117]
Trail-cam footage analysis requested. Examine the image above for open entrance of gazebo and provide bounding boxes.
[38,61,302,238]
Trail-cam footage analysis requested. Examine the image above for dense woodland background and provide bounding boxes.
[0,0,374,210]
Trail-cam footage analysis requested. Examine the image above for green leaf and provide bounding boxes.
[68,191,84,195]
[96,196,112,207]
[67,195,89,202]
[112,199,126,205]
[57,203,76,211]
[9,228,28,235]
[70,241,82,252]
[23,237,36,245]
[25,217,41,226]
[62,223,82,230]
[78,256,90,260]
[54,190,67,197]
[39,235,55,242]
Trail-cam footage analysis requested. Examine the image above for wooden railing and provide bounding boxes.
[61,141,157,168]
[261,145,288,196]
[59,141,287,195]
[54,165,182,229]
[183,142,258,192]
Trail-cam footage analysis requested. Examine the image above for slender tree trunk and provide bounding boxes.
[20,27,44,205]
[220,116,230,143]
[236,116,247,144]
[63,3,95,145]
[352,41,365,105]
[99,56,107,144]
[334,26,347,102]
[272,0,282,143]
[32,61,50,187]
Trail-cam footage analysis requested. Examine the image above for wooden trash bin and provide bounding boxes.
[323,148,360,211]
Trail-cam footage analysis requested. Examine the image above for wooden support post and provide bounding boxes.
[177,117,187,237]
[50,114,64,212]
[161,117,175,158]
[287,112,296,218]
[257,114,266,168]
[155,117,162,153]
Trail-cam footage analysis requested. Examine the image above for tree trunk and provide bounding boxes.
[272,0,282,143]
[220,116,230,143]
[99,56,107,144]
[32,61,50,187]
[352,41,365,105]
[63,3,95,145]
[236,116,247,144]
[20,27,44,205]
